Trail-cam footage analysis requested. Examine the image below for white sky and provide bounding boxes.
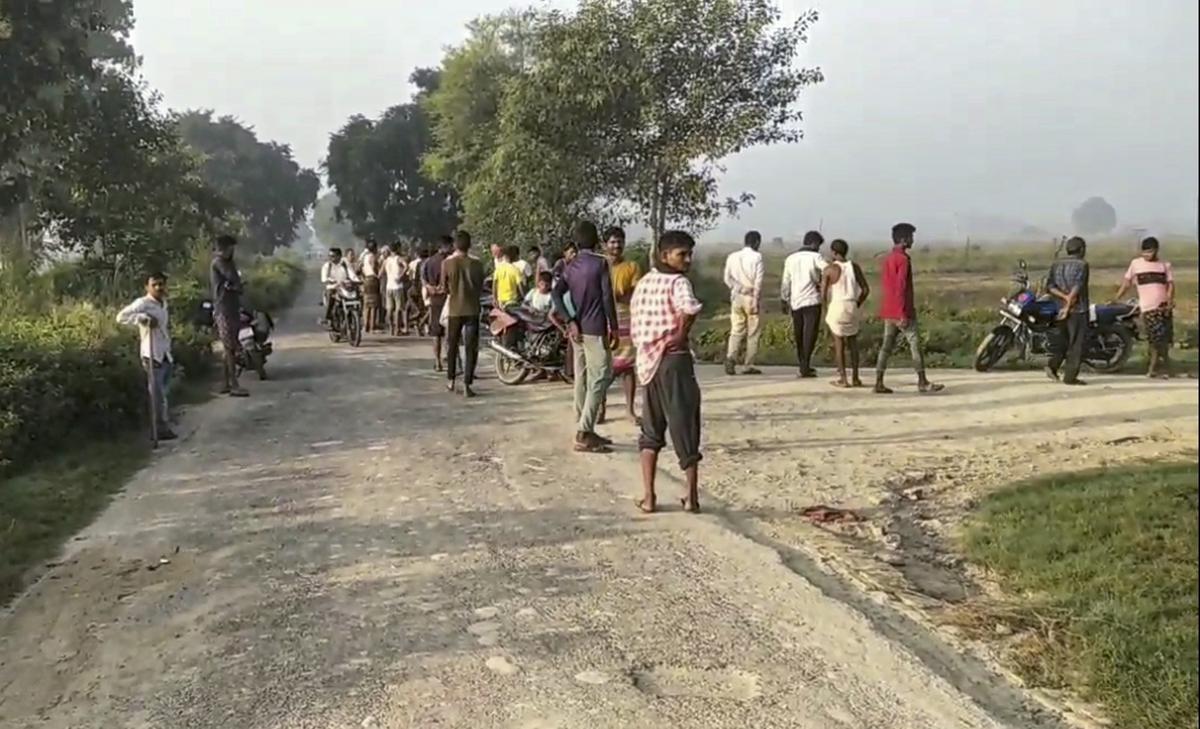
[132,0,1199,240]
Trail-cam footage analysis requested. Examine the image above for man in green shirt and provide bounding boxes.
[440,230,486,397]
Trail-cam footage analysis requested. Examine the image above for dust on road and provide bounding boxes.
[1,293,1194,729]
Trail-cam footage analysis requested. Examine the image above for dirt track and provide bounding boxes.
[1,288,1195,729]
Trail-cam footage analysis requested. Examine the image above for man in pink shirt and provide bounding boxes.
[630,231,704,514]
[1115,237,1175,378]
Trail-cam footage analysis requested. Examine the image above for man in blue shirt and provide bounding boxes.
[1046,236,1091,386]
[552,221,619,453]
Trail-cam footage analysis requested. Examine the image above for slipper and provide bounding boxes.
[680,497,701,514]
[829,380,850,389]
[228,388,249,398]
[634,498,656,514]
[873,385,894,394]
[742,367,763,376]
[918,383,945,394]
[574,441,611,454]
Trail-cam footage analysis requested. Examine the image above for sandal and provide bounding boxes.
[918,382,945,394]
[574,441,611,454]
[634,498,656,514]
[680,497,701,514]
[829,380,850,389]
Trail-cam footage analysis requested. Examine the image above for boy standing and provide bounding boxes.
[1116,236,1175,378]
[875,223,943,394]
[821,239,870,388]
[630,231,704,514]
[117,272,177,440]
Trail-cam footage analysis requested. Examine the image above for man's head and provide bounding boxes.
[505,244,521,263]
[1066,236,1087,258]
[1141,236,1160,261]
[830,239,849,260]
[802,230,824,251]
[657,230,696,274]
[562,242,578,262]
[536,271,552,293]
[490,242,503,261]
[365,236,378,253]
[604,226,626,257]
[527,246,541,261]
[891,223,916,248]
[744,230,762,251]
[329,247,343,263]
[439,235,454,254]
[215,234,237,260]
[146,271,168,301]
[574,221,600,251]
[454,230,472,253]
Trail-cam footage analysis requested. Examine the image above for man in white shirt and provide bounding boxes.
[780,230,827,377]
[723,230,765,375]
[384,246,409,335]
[116,272,176,440]
[320,247,358,324]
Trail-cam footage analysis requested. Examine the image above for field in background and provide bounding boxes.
[685,238,1199,372]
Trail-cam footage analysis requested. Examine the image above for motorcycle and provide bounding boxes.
[487,305,572,385]
[196,300,275,379]
[974,260,1138,373]
[327,282,363,347]
[236,309,274,379]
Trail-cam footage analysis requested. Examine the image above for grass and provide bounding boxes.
[0,435,151,606]
[959,462,1199,729]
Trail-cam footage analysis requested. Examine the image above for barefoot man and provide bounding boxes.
[631,231,704,514]
[821,239,870,388]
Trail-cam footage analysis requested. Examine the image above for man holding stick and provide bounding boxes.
[117,272,177,441]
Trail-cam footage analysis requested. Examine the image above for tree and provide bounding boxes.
[325,69,460,245]
[1071,196,1117,236]
[178,111,320,255]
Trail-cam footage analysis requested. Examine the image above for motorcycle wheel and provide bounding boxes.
[347,309,363,348]
[974,328,1014,372]
[1087,325,1133,373]
[493,353,529,385]
[328,312,342,343]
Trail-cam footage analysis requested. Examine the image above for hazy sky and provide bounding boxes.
[132,0,1199,241]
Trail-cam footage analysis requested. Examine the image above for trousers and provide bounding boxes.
[446,315,480,385]
[573,334,612,434]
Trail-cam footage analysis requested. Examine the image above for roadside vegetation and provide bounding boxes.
[957,462,1199,729]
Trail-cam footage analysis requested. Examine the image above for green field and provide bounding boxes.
[959,462,1199,729]
[686,238,1199,372]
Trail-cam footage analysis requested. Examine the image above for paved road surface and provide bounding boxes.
[7,286,1192,729]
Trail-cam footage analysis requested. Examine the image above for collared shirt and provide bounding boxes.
[1048,256,1090,314]
[442,253,486,317]
[116,295,173,363]
[1124,258,1172,311]
[321,260,357,289]
[631,270,703,386]
[780,248,827,309]
[552,250,618,337]
[723,246,764,300]
[878,245,916,321]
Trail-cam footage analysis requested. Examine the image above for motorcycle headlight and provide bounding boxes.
[1007,301,1024,315]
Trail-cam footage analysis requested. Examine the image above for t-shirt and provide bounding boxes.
[515,259,534,282]
[878,246,915,321]
[384,256,408,291]
[493,261,523,307]
[442,254,485,317]
[524,289,553,314]
[1123,258,1173,311]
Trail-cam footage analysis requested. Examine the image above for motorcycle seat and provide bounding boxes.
[1091,303,1136,324]
[509,306,555,332]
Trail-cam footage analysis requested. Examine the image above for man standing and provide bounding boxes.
[1046,236,1091,386]
[781,230,827,377]
[631,231,704,513]
[492,244,524,309]
[875,223,943,394]
[384,244,410,335]
[723,230,765,376]
[821,239,870,388]
[423,235,452,371]
[441,230,486,397]
[1115,236,1175,378]
[211,234,248,397]
[117,272,177,440]
[552,221,619,453]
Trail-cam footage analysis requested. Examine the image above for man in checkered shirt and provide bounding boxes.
[630,231,704,514]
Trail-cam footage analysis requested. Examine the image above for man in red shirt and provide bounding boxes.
[875,223,943,394]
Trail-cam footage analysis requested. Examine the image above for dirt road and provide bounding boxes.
[2,291,1195,729]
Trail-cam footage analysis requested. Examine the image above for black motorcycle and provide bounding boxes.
[974,260,1138,373]
[327,281,363,347]
[487,305,571,385]
[197,300,274,379]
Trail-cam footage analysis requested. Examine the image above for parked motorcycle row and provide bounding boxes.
[974,259,1139,373]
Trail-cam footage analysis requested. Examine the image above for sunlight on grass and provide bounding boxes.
[961,462,1199,729]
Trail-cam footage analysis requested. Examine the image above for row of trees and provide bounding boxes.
[1,0,318,288]
[325,0,823,248]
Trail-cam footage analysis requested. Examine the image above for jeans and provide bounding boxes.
[790,304,822,372]
[142,358,173,428]
[876,320,925,379]
[726,295,762,366]
[1048,312,1087,383]
[446,315,480,384]
[573,334,612,434]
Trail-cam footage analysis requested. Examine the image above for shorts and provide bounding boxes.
[638,352,702,470]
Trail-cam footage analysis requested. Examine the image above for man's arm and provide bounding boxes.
[820,266,834,306]
[779,256,792,313]
[600,262,619,344]
[116,299,154,328]
[722,255,737,294]
[668,277,704,349]
[1114,264,1132,302]
[894,255,915,323]
[853,263,870,306]
[551,267,570,318]
[751,253,764,307]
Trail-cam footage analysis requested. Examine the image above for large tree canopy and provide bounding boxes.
[178,111,320,256]
[324,70,460,245]
[1071,196,1118,236]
